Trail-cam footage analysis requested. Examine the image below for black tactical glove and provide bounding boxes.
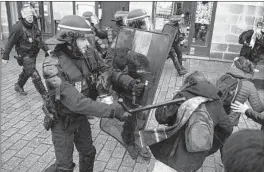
[129,79,145,96]
[110,103,132,122]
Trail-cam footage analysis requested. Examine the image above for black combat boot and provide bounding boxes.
[14,83,27,95]
[16,71,29,95]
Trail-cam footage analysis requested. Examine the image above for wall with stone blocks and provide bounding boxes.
[210,2,264,61]
[1,2,9,39]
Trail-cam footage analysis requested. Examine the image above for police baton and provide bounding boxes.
[118,97,186,113]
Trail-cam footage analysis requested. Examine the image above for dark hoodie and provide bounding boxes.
[152,81,233,172]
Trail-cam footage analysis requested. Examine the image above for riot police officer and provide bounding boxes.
[43,15,131,172]
[2,5,50,98]
[167,15,188,76]
[126,9,153,31]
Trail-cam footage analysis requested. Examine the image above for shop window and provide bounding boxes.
[75,2,95,17]
[52,2,73,20]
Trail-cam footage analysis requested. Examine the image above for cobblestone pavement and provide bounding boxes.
[1,48,263,172]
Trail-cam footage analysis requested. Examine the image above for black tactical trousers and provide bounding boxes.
[168,45,185,72]
[45,116,96,172]
[17,55,47,96]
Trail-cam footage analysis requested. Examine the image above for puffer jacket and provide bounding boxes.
[226,67,264,125]
[245,109,264,130]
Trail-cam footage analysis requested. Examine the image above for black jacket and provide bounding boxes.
[3,20,49,60]
[239,29,254,60]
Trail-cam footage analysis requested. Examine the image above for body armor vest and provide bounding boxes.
[16,24,41,57]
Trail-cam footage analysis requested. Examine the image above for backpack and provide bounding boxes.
[216,74,240,106]
[238,30,253,44]
[185,103,214,152]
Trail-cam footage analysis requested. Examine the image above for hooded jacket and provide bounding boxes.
[224,67,264,126]
[152,81,233,172]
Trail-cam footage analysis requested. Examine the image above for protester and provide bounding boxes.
[222,129,264,172]
[216,56,264,126]
[134,71,233,172]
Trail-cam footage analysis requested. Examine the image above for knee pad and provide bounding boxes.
[31,70,41,80]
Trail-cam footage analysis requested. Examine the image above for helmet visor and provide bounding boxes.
[21,6,37,18]
[128,17,153,31]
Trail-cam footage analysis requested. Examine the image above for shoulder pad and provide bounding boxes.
[43,55,62,89]
[43,55,59,79]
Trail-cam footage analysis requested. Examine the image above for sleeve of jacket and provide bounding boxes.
[43,55,116,118]
[111,70,134,91]
[247,81,264,113]
[59,82,117,118]
[155,93,182,126]
[2,23,22,60]
[216,103,233,136]
[245,109,264,125]
[39,31,50,53]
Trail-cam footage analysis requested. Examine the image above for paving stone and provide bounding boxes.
[19,154,40,168]
[16,147,34,158]
[133,163,148,172]
[96,149,113,162]
[118,166,134,172]
[22,131,39,140]
[1,135,9,143]
[106,158,122,170]
[1,141,14,153]
[27,137,45,148]
[10,139,29,151]
[121,155,136,167]
[103,140,118,151]
[5,133,24,144]
[13,120,29,129]
[32,144,51,155]
[1,156,23,171]
[2,127,19,137]
[27,161,47,172]
[112,147,126,158]
[12,165,30,172]
[94,134,109,145]
[1,149,18,163]
[94,160,107,172]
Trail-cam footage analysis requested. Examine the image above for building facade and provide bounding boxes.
[1,1,264,61]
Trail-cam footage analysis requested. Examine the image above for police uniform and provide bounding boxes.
[167,16,188,76]
[3,7,49,97]
[43,15,129,172]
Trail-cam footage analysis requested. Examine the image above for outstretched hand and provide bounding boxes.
[231,101,249,113]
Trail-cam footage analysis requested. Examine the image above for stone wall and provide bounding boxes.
[1,2,9,39]
[210,2,264,61]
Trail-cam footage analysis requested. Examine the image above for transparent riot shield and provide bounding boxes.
[100,27,172,159]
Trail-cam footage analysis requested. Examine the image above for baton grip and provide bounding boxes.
[118,98,132,113]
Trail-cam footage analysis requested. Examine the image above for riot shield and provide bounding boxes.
[162,23,179,47]
[100,27,171,159]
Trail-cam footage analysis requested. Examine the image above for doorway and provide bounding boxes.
[187,1,217,57]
